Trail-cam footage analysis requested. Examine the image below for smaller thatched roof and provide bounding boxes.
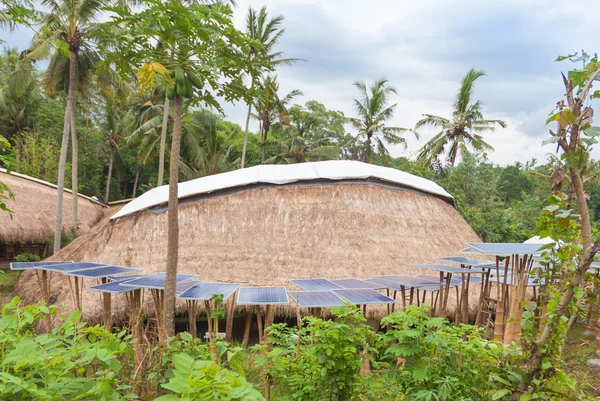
[0,168,106,244]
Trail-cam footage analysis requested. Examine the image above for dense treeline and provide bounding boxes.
[2,42,600,242]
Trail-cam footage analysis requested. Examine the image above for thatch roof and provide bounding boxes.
[14,161,481,325]
[0,169,106,244]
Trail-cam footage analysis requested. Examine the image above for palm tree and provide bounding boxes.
[240,6,302,168]
[415,69,506,168]
[26,0,108,253]
[350,79,414,164]
[0,48,40,157]
[252,75,301,163]
[179,112,237,179]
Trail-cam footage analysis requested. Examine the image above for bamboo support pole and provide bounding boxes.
[150,290,164,342]
[493,257,510,342]
[204,300,213,341]
[256,306,263,344]
[242,310,253,346]
[187,300,197,339]
[225,293,237,341]
[101,277,112,329]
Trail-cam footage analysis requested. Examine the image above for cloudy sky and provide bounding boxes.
[2,0,600,165]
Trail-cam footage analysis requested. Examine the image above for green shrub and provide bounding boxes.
[14,253,41,263]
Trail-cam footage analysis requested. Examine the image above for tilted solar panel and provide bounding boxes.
[333,289,395,305]
[177,282,240,301]
[330,278,384,290]
[412,264,487,275]
[465,242,543,257]
[290,278,344,291]
[364,278,408,290]
[176,280,200,293]
[121,273,197,289]
[86,281,141,294]
[236,286,289,305]
[10,261,73,270]
[43,262,109,272]
[435,256,495,268]
[373,275,440,287]
[110,274,148,283]
[288,291,345,307]
[65,265,142,278]
[414,274,462,286]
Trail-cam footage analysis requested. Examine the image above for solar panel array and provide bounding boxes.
[465,242,544,256]
[177,282,240,301]
[10,261,73,270]
[288,291,345,307]
[435,256,495,268]
[65,265,141,278]
[44,262,108,272]
[412,264,487,275]
[290,278,343,291]
[86,281,141,294]
[237,286,289,305]
[333,289,395,305]
[330,278,384,290]
[121,273,197,289]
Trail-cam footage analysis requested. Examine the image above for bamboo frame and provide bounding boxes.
[242,310,253,346]
[186,300,198,339]
[35,269,52,331]
[150,289,165,342]
[101,277,112,329]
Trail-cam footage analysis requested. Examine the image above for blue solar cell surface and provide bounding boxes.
[43,262,108,272]
[290,278,343,291]
[412,264,487,274]
[65,265,141,278]
[176,280,200,293]
[373,275,440,287]
[10,261,72,270]
[288,291,345,307]
[177,282,240,301]
[121,273,197,289]
[465,243,544,256]
[86,281,141,294]
[333,289,395,305]
[435,256,495,268]
[236,286,289,305]
[364,278,407,290]
[111,274,148,283]
[414,274,462,286]
[330,279,384,290]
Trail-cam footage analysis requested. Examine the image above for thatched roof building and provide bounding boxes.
[0,168,106,261]
[14,161,481,324]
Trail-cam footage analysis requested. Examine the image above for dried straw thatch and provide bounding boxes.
[14,162,481,325]
[0,169,106,244]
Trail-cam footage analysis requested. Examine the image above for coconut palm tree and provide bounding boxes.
[252,75,302,163]
[350,79,414,164]
[240,6,302,168]
[415,69,506,168]
[25,0,108,252]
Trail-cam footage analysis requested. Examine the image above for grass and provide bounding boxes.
[562,321,600,397]
[0,269,20,295]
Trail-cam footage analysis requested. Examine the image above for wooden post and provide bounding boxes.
[187,300,197,339]
[37,270,51,332]
[204,300,213,341]
[101,277,112,329]
[461,271,471,324]
[151,289,164,342]
[493,257,510,342]
[409,287,414,305]
[242,310,253,346]
[441,273,453,316]
[131,289,143,374]
[256,306,263,345]
[391,290,397,312]
[225,293,236,342]
[312,307,322,318]
[400,287,406,308]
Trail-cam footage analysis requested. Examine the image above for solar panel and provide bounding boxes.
[330,278,385,290]
[290,278,344,291]
[589,262,600,270]
[288,291,345,307]
[121,273,197,289]
[86,281,141,294]
[43,262,108,272]
[65,265,142,278]
[414,274,462,286]
[236,286,289,305]
[10,261,73,270]
[465,243,544,256]
[177,282,240,301]
[364,278,409,290]
[412,264,487,275]
[373,275,439,287]
[435,256,495,268]
[333,289,396,305]
[110,274,149,283]
[176,280,200,293]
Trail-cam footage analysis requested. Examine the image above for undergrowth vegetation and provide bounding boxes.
[0,298,593,400]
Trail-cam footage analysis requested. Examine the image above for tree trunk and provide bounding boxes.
[53,49,77,254]
[240,80,255,169]
[132,168,140,199]
[104,146,115,204]
[365,134,371,163]
[70,106,78,231]
[163,95,183,338]
[158,93,170,187]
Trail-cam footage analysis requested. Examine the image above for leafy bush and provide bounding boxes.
[0,297,136,400]
[14,253,41,263]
